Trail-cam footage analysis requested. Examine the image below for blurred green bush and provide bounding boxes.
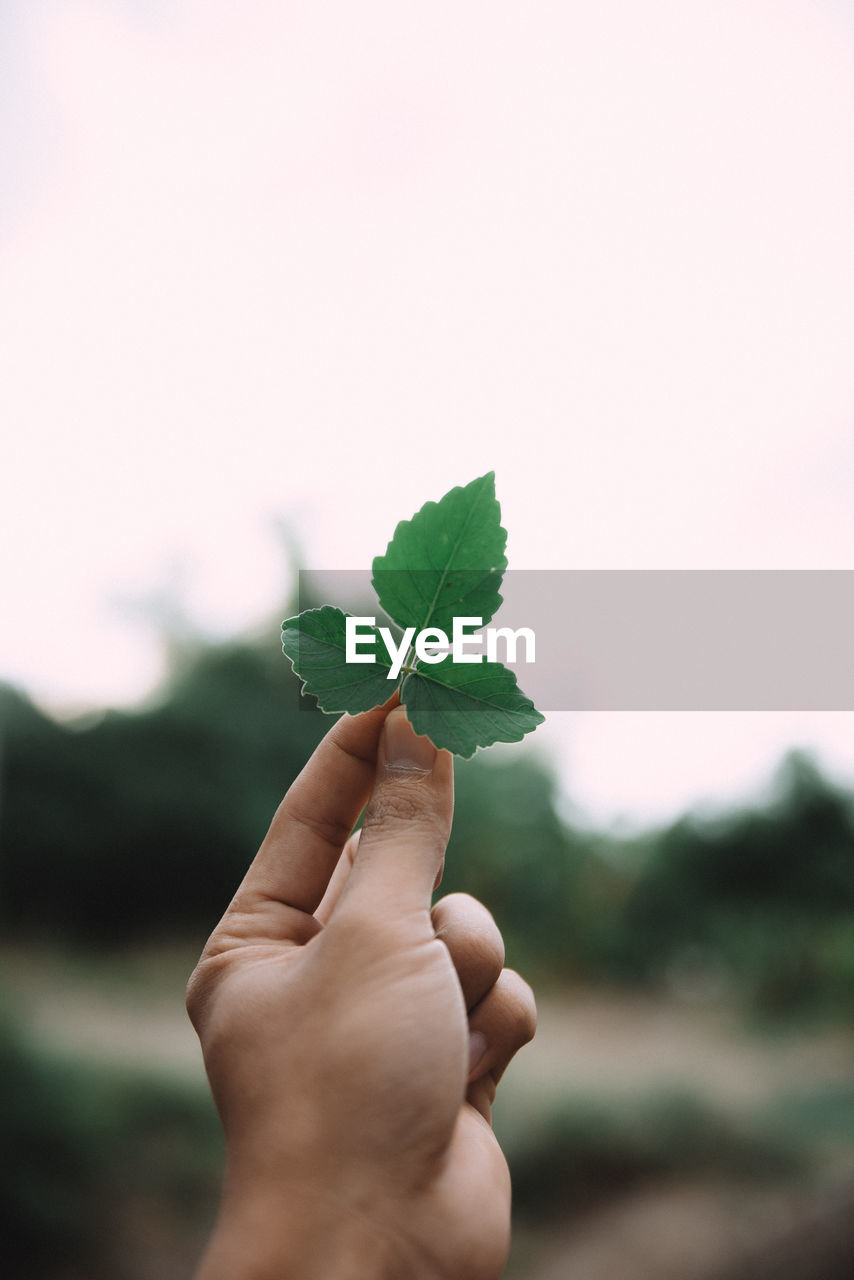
[0,1008,221,1278]
[603,752,854,1019]
[0,635,326,940]
[501,1089,801,1221]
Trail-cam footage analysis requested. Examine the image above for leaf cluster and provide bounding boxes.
[281,473,544,756]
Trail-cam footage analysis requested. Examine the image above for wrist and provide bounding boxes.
[195,1171,421,1280]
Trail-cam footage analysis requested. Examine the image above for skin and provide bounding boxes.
[187,701,537,1280]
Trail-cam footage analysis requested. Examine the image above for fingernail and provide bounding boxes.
[383,706,437,772]
[468,1030,488,1075]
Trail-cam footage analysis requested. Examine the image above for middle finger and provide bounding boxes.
[431,892,505,1011]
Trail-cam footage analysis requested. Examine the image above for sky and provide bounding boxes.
[2,0,853,826]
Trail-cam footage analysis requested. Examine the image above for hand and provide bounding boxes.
[187,701,537,1280]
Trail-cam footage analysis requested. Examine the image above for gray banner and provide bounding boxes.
[298,570,854,711]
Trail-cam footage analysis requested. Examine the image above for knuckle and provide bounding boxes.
[276,796,353,851]
[500,969,538,1043]
[433,891,499,932]
[439,891,482,914]
[184,949,230,1032]
[184,960,211,1029]
[467,923,506,975]
[432,896,506,1000]
[364,782,449,843]
[366,786,422,827]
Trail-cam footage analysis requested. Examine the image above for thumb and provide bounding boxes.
[338,705,454,917]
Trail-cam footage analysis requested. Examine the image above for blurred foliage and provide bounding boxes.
[597,752,854,1019]
[0,632,326,941]
[502,1090,801,1222]
[0,1008,221,1279]
[1,625,854,1017]
[762,1080,854,1147]
[441,747,597,977]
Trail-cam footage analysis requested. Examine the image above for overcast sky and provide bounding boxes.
[2,0,853,825]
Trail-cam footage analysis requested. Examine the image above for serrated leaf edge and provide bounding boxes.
[371,472,508,632]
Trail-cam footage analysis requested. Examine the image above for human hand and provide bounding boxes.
[187,701,536,1280]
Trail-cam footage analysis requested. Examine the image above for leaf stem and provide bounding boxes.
[400,641,416,678]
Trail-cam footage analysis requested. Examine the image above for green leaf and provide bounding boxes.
[281,606,396,715]
[401,658,544,758]
[372,472,507,634]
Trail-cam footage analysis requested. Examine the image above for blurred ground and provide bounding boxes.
[514,1181,820,1280]
[506,989,854,1113]
[7,946,853,1106]
[1,942,206,1084]
[5,943,854,1279]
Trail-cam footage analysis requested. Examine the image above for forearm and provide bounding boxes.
[195,1175,416,1280]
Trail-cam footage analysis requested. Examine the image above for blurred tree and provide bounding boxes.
[607,752,854,1016]
[0,629,326,940]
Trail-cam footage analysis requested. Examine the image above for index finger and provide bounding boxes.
[237,698,395,919]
